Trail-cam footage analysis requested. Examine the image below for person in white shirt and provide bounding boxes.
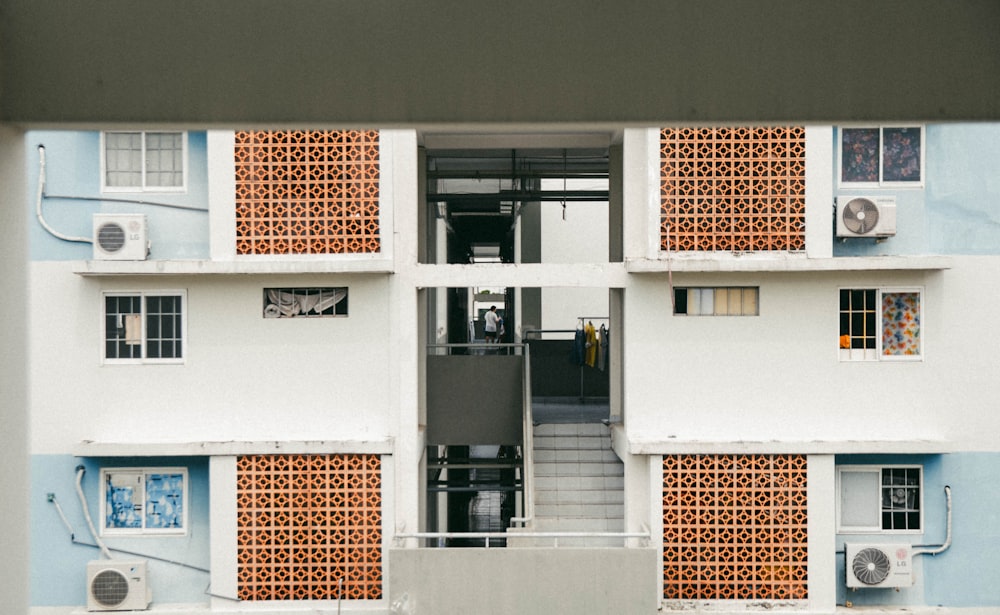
[484,305,500,343]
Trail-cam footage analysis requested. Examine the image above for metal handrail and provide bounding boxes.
[510,344,533,527]
[393,530,650,549]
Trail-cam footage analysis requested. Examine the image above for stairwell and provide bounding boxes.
[528,422,624,546]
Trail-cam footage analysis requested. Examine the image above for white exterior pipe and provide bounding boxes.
[914,485,952,556]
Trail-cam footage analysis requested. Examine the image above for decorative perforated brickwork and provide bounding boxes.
[236,454,382,601]
[234,130,380,255]
[663,454,808,601]
[660,127,805,252]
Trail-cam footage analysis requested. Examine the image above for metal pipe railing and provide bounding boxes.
[393,530,650,549]
[427,342,522,355]
[510,344,534,527]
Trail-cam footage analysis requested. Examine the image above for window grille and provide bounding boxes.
[839,289,921,360]
[838,465,922,532]
[103,292,184,363]
[263,287,348,318]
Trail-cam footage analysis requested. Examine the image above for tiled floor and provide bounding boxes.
[530,423,624,545]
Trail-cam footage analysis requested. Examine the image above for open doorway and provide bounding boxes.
[421,139,617,542]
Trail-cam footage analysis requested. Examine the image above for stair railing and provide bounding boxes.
[510,343,534,528]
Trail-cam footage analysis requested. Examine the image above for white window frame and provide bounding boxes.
[838,125,925,188]
[100,467,188,536]
[102,290,187,365]
[101,130,188,193]
[839,287,922,362]
[837,465,923,535]
[673,286,759,316]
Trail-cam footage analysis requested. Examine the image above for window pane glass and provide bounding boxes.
[105,471,143,529]
[674,289,688,315]
[714,288,728,315]
[851,313,866,337]
[145,473,185,530]
[728,288,742,315]
[701,288,714,315]
[105,295,141,359]
[881,292,920,356]
[105,132,143,187]
[882,127,921,182]
[742,287,758,315]
[145,132,184,187]
[840,470,880,528]
[841,128,879,183]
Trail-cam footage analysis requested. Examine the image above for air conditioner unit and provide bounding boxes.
[93,214,149,260]
[86,559,151,611]
[836,196,897,238]
[845,544,913,589]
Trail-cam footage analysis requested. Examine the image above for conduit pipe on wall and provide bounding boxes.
[35,145,93,244]
[74,466,113,559]
[913,485,952,556]
[48,492,212,573]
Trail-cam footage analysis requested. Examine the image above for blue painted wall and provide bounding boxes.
[834,453,1000,608]
[834,123,1000,257]
[26,131,210,261]
[31,455,211,607]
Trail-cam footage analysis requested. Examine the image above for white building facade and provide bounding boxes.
[26,124,1000,613]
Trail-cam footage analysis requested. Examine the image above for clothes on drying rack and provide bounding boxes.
[584,320,598,367]
[598,324,608,371]
[573,325,586,365]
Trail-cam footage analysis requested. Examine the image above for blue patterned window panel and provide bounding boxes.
[103,468,187,534]
[105,472,143,530]
[145,473,185,529]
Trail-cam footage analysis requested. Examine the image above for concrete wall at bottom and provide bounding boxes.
[388,547,658,614]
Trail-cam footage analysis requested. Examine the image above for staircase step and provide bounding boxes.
[534,461,624,478]
[529,422,625,532]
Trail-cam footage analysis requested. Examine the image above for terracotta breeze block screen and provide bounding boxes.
[236,454,383,601]
[234,130,380,255]
[661,127,805,252]
[663,454,808,600]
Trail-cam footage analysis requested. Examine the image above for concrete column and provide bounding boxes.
[805,126,834,259]
[384,130,422,545]
[0,126,29,613]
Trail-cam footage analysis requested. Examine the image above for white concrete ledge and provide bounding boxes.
[72,257,394,276]
[628,439,952,456]
[626,254,953,273]
[73,439,394,457]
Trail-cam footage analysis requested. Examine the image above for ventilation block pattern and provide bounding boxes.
[661,127,806,252]
[663,454,808,600]
[234,130,380,255]
[236,454,382,601]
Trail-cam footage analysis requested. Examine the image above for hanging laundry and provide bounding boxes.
[597,324,608,371]
[572,323,586,365]
[124,313,142,345]
[584,321,597,367]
